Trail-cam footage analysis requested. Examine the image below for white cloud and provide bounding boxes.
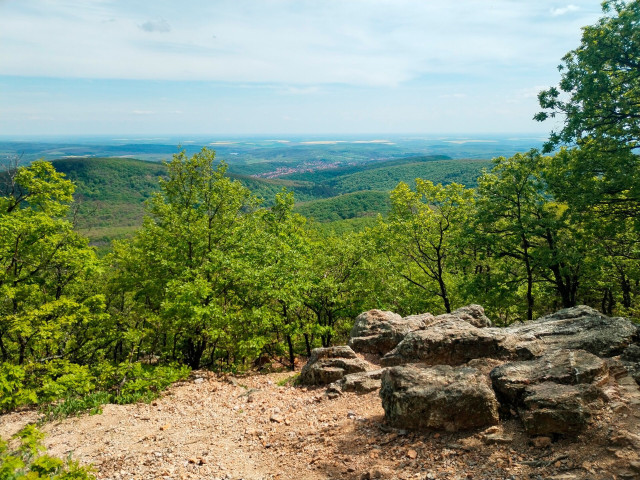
[550,5,580,16]
[139,18,171,33]
[0,0,603,87]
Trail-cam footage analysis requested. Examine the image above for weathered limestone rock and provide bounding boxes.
[380,364,499,431]
[382,305,638,367]
[339,369,384,393]
[299,346,369,386]
[381,319,515,367]
[490,349,609,405]
[519,382,601,435]
[506,305,638,359]
[348,310,429,355]
[438,304,493,328]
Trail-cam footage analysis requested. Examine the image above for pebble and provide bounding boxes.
[531,436,552,448]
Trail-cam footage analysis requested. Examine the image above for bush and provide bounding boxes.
[0,425,95,479]
[0,360,190,419]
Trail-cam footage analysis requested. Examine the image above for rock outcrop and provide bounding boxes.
[382,305,638,367]
[490,349,608,435]
[519,382,602,435]
[348,310,429,355]
[505,305,638,359]
[299,346,370,386]
[380,364,500,431]
[490,349,609,406]
[381,319,514,367]
[303,305,640,438]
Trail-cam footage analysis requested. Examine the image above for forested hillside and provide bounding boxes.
[46,154,488,248]
[293,191,391,222]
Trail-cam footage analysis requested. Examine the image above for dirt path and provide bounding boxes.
[2,369,640,480]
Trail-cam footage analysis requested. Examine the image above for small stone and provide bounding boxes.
[187,458,197,464]
[531,436,552,448]
[483,433,513,445]
[159,424,171,431]
[194,378,204,384]
[270,414,284,423]
[407,449,418,459]
[631,461,640,472]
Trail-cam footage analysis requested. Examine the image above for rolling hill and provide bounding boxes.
[43,154,490,249]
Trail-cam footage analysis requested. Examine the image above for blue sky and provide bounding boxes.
[0,0,604,136]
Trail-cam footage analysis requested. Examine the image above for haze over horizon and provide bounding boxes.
[0,0,604,137]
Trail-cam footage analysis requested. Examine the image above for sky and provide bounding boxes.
[0,0,605,136]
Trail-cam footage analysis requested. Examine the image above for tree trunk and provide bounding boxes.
[286,334,295,371]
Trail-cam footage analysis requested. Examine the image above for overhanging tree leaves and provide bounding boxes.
[536,0,640,215]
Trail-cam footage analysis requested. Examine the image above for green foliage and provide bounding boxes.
[0,364,37,413]
[0,160,107,366]
[536,0,640,218]
[0,425,95,480]
[294,191,391,222]
[0,360,189,418]
[376,180,474,314]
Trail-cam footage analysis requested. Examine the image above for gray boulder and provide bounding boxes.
[381,319,516,367]
[506,305,638,359]
[438,304,493,328]
[490,349,609,405]
[348,309,429,355]
[519,382,602,435]
[382,305,638,367]
[380,364,499,431]
[339,369,385,393]
[299,346,370,386]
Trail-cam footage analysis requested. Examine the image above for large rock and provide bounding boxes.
[382,305,638,367]
[380,364,499,431]
[299,346,370,386]
[519,382,601,435]
[381,319,516,367]
[490,349,609,405]
[348,310,429,355]
[506,305,638,359]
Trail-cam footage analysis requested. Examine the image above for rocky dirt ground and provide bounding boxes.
[2,365,640,480]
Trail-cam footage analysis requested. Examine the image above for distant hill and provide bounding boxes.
[293,191,390,222]
[279,156,490,194]
[331,158,491,193]
[50,157,321,249]
[44,154,490,250]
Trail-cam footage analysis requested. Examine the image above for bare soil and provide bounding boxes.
[2,367,640,480]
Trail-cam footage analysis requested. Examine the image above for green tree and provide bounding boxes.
[303,232,373,347]
[535,0,640,216]
[242,190,312,369]
[381,180,474,314]
[110,148,259,369]
[0,160,105,365]
[474,151,590,320]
